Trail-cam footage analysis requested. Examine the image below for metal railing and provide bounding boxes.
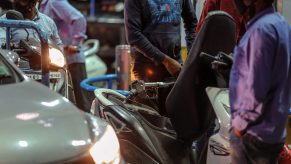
[0,20,50,86]
[80,74,129,96]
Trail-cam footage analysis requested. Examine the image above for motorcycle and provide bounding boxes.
[0,10,76,103]
[89,11,237,164]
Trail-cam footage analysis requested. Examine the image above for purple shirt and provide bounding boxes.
[230,6,291,144]
[40,0,87,64]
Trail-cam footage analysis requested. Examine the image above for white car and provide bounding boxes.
[0,48,121,164]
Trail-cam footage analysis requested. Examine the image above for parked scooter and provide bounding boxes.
[90,11,237,164]
[0,10,76,103]
[91,51,232,164]
[83,39,107,78]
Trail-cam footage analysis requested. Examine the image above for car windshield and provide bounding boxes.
[0,55,21,85]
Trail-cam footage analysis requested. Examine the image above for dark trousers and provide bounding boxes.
[68,63,91,112]
[230,132,284,164]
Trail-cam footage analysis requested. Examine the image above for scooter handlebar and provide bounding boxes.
[143,81,175,88]
[124,80,175,103]
[200,52,218,61]
[200,52,233,66]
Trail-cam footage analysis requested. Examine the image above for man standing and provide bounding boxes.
[230,0,291,163]
[124,0,197,82]
[40,0,90,112]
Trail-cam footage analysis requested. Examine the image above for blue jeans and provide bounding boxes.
[230,132,283,164]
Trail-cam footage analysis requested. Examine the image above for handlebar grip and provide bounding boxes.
[64,45,80,53]
[144,81,175,88]
[200,52,217,61]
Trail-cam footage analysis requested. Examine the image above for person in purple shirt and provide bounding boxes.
[39,0,90,112]
[230,0,291,163]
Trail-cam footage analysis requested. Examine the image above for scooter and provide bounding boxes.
[83,39,107,78]
[90,51,232,164]
[90,11,237,164]
[0,10,76,103]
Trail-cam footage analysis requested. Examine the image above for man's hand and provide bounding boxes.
[233,128,243,137]
[162,56,182,77]
[64,45,80,54]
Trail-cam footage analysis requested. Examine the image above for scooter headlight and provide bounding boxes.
[89,125,121,164]
[49,48,65,67]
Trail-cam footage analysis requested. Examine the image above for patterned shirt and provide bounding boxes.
[125,0,197,63]
[0,11,62,48]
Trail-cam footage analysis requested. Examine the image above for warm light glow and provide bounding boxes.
[16,113,39,121]
[146,68,154,76]
[41,100,60,107]
[49,48,65,67]
[89,126,120,164]
[18,141,28,147]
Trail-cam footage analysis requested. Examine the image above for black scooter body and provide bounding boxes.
[94,11,236,164]
[97,94,193,164]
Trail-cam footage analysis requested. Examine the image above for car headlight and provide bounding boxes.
[49,48,65,67]
[89,125,121,164]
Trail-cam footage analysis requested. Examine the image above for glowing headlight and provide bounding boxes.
[89,125,121,164]
[49,48,65,67]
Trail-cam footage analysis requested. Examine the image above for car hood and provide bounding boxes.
[0,80,93,163]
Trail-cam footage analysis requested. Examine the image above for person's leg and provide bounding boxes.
[68,63,91,112]
[230,132,284,164]
[230,131,249,164]
[242,134,284,164]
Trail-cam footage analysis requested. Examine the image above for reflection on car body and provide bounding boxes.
[0,50,122,164]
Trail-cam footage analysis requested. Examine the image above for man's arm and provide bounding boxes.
[230,27,276,134]
[181,0,198,51]
[51,0,87,45]
[70,17,87,45]
[124,0,166,62]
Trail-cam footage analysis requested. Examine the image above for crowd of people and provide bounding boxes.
[125,0,290,163]
[0,0,290,163]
